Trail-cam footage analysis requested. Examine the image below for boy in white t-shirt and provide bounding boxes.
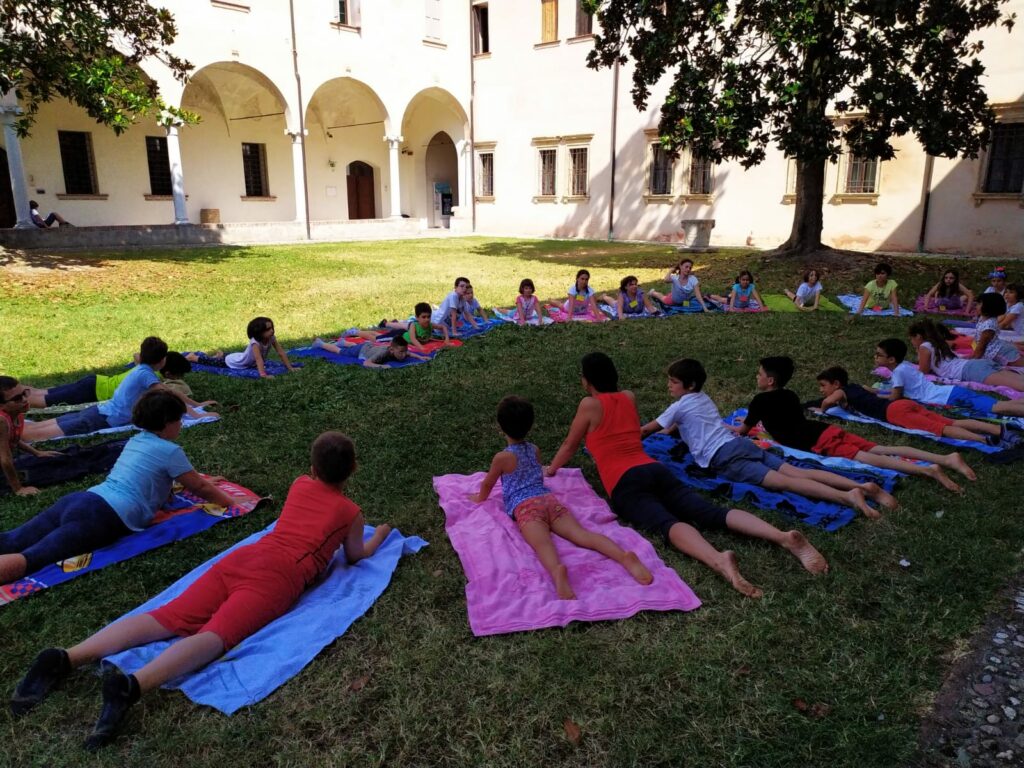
[431,277,477,335]
[639,358,893,519]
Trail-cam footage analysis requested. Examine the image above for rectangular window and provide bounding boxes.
[689,154,713,195]
[145,136,173,196]
[335,0,348,24]
[538,148,557,196]
[478,152,494,196]
[785,159,798,196]
[57,131,98,195]
[241,142,269,197]
[541,0,558,42]
[649,144,673,195]
[575,0,593,36]
[425,0,442,41]
[568,146,588,196]
[473,4,490,53]
[844,155,878,194]
[984,123,1024,194]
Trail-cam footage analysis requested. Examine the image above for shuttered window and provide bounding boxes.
[541,0,558,42]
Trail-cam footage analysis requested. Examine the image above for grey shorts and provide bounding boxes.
[709,438,785,486]
[961,359,999,383]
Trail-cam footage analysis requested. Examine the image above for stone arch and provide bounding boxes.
[399,88,470,222]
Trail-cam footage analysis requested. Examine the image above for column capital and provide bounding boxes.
[285,129,308,142]
[383,134,404,148]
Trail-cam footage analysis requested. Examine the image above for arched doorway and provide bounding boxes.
[424,132,457,228]
[346,161,376,219]
[400,88,469,224]
[0,148,15,228]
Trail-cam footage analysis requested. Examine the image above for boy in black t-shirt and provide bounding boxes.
[736,357,974,493]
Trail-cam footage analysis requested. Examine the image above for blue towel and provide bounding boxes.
[654,297,721,315]
[29,408,219,445]
[820,405,1004,454]
[288,343,433,368]
[491,307,554,325]
[942,318,977,329]
[184,356,299,379]
[452,317,505,337]
[103,524,427,715]
[837,294,915,317]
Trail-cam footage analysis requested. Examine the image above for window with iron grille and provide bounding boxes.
[689,154,713,195]
[575,0,593,35]
[242,142,269,197]
[145,136,172,196]
[478,152,494,196]
[984,123,1024,193]
[649,144,673,195]
[57,131,97,195]
[569,147,588,196]
[473,4,490,53]
[844,155,878,194]
[538,148,557,196]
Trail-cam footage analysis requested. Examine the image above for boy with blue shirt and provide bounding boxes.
[0,391,233,585]
[431,277,478,336]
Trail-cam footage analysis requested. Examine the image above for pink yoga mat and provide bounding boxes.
[433,468,701,636]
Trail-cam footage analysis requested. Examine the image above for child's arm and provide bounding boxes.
[616,294,625,319]
[819,389,846,410]
[477,305,490,322]
[17,439,62,459]
[752,288,765,307]
[694,284,709,311]
[639,418,666,439]
[343,514,392,564]
[886,384,904,401]
[545,397,600,476]
[998,310,1017,330]
[448,307,460,335]
[515,299,527,325]
[972,329,995,359]
[157,383,218,420]
[469,451,514,503]
[272,338,295,371]
[432,322,452,345]
[462,307,480,329]
[963,286,976,314]
[588,294,607,321]
[727,289,738,311]
[890,288,900,315]
[917,344,933,374]
[925,282,940,301]
[252,343,269,378]
[854,289,869,316]
[408,351,430,361]
[804,289,821,312]
[175,470,235,508]
[0,424,40,495]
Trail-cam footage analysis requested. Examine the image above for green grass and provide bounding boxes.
[1,238,1021,767]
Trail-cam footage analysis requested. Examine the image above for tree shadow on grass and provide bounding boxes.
[0,244,274,271]
[468,238,757,270]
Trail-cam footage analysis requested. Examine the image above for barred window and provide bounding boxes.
[844,155,878,194]
[145,136,172,196]
[479,152,494,196]
[58,131,97,195]
[241,142,269,197]
[649,144,673,195]
[983,123,1024,193]
[569,147,588,196]
[538,148,557,196]
[689,154,713,195]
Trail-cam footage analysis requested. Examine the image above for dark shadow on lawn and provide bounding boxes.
[0,244,273,271]
[468,238,756,270]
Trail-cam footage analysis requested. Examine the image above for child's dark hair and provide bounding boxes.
[816,366,849,386]
[759,356,795,388]
[619,275,639,293]
[414,302,431,316]
[803,268,818,283]
[454,276,469,287]
[667,358,707,392]
[139,336,169,366]
[575,269,591,287]
[311,431,356,484]
[909,319,955,361]
[0,376,19,397]
[874,262,893,276]
[389,335,409,348]
[877,338,908,363]
[29,200,38,209]
[736,270,754,283]
[938,269,961,297]
[246,316,274,341]
[519,278,535,294]
[496,395,534,440]
[132,389,186,431]
[161,351,192,377]
[979,292,1007,318]
[1005,283,1022,301]
[672,258,694,274]
[581,352,618,393]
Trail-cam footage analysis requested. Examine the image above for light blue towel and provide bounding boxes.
[104,524,427,715]
[837,294,914,317]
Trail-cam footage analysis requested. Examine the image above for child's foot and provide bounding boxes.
[10,648,71,716]
[846,488,881,520]
[312,337,326,349]
[945,452,977,481]
[862,482,899,510]
[781,531,829,575]
[928,464,963,493]
[715,551,763,598]
[84,670,141,751]
[621,551,653,585]
[553,565,576,600]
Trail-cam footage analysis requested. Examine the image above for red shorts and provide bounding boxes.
[512,494,569,530]
[149,548,303,650]
[885,399,954,436]
[811,425,877,460]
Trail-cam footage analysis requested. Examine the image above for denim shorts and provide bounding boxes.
[961,359,999,383]
[708,438,785,486]
[55,405,111,436]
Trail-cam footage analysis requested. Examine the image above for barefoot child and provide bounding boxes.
[313,335,429,368]
[640,359,892,519]
[599,275,661,319]
[470,396,652,599]
[737,356,974,493]
[650,258,709,311]
[923,269,974,313]
[462,284,490,324]
[557,269,607,321]
[432,277,477,335]
[514,279,546,325]
[710,270,765,311]
[191,317,295,379]
[545,352,828,599]
[971,293,1022,367]
[911,320,1024,393]
[783,269,823,311]
[852,263,900,316]
[10,431,391,750]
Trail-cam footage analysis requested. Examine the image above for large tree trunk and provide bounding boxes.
[777,158,826,254]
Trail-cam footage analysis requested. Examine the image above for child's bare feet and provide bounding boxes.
[845,488,880,519]
[715,551,763,599]
[621,552,653,585]
[553,565,576,600]
[781,531,829,574]
[927,464,963,493]
[862,482,899,510]
[944,452,977,481]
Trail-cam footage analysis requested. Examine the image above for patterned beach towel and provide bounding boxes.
[26,407,219,445]
[837,294,914,317]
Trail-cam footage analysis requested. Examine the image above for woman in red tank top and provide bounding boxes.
[546,353,827,598]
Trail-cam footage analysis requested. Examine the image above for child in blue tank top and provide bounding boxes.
[470,396,652,599]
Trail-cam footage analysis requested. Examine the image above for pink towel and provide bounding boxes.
[433,468,701,636]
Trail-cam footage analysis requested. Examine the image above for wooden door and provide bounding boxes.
[346,161,375,219]
[0,149,15,228]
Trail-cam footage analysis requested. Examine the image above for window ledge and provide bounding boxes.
[475,195,495,203]
[679,194,714,204]
[972,192,1024,207]
[473,52,492,59]
[211,0,249,11]
[329,22,360,33]
[781,193,797,205]
[533,40,561,50]
[644,194,675,204]
[143,194,189,201]
[422,38,447,49]
[532,195,558,203]
[241,195,277,202]
[830,193,879,205]
[563,194,590,203]
[56,193,108,201]
[567,34,593,44]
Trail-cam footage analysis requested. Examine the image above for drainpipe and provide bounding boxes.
[288,0,312,240]
[607,59,619,241]
[468,0,476,233]
[917,154,934,253]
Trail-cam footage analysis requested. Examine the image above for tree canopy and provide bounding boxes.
[587,0,1016,253]
[1,1,193,134]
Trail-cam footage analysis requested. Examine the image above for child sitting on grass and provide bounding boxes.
[984,267,1008,296]
[998,284,1023,335]
[190,317,296,379]
[556,269,607,321]
[640,359,893,519]
[911,320,1024,393]
[470,396,652,599]
[852,262,900,316]
[783,269,824,311]
[432,277,478,335]
[598,275,661,318]
[312,335,429,368]
[462,284,490,324]
[10,431,391,750]
[738,356,975,493]
[514,279,546,325]
[649,257,709,311]
[923,269,974,313]
[0,391,234,585]
[971,293,1022,367]
[814,366,1012,448]
[710,270,765,311]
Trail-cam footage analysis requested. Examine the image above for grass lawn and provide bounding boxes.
[1,237,1021,767]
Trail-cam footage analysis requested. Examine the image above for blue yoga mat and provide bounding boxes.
[104,524,427,715]
[837,294,915,317]
[28,408,219,445]
[289,342,433,368]
[820,405,1004,454]
[184,356,299,379]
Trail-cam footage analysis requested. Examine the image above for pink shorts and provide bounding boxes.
[512,494,569,529]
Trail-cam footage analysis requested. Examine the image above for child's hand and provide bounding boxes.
[36,449,63,458]
[199,400,218,408]
[468,491,485,504]
[543,465,557,477]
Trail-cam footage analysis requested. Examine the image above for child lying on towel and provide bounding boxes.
[911,319,1024,393]
[0,391,233,585]
[312,335,430,367]
[189,316,296,379]
[10,431,391,750]
[470,396,652,599]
